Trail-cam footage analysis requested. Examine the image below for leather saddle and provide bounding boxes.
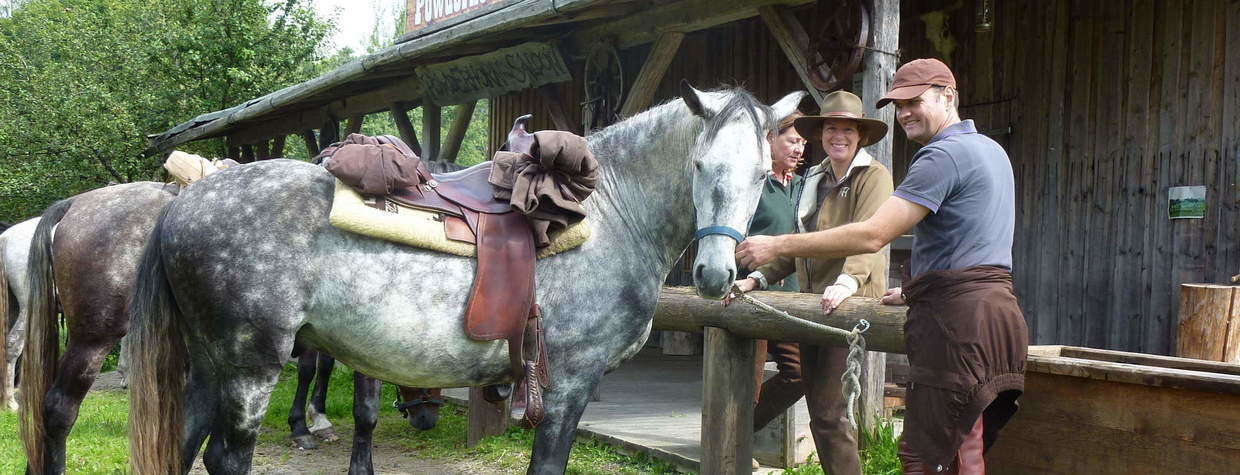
[369,115,549,428]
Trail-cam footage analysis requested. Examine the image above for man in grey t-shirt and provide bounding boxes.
[736,58,1027,474]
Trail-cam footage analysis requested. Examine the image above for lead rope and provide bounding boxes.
[734,291,870,430]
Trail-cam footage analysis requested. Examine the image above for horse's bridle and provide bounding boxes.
[694,225,746,244]
[393,388,445,415]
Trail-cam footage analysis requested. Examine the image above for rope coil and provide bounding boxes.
[735,292,870,429]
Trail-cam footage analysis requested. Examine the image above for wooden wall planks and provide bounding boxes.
[488,0,1240,355]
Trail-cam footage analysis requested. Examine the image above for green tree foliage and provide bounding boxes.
[0,0,332,222]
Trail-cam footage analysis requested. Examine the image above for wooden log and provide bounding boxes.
[319,116,340,151]
[300,129,319,158]
[254,140,271,160]
[660,330,700,355]
[422,104,442,161]
[701,327,754,474]
[653,287,907,354]
[466,387,509,447]
[240,144,256,163]
[536,84,575,133]
[758,6,826,108]
[390,103,423,157]
[345,114,364,135]
[620,32,684,117]
[439,101,477,162]
[1176,284,1240,362]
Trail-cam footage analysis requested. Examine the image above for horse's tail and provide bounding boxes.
[128,206,185,475]
[19,198,72,471]
[0,233,10,411]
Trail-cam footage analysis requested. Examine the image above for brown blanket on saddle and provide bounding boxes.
[319,134,425,195]
[489,131,599,248]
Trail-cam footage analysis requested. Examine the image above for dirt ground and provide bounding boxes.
[92,372,482,475]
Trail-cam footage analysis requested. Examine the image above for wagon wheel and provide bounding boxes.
[582,41,624,132]
[807,0,871,92]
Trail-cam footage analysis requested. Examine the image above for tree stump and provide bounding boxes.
[1176,284,1240,362]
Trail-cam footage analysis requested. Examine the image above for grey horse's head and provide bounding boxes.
[681,82,806,299]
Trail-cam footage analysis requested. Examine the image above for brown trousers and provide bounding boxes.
[753,340,861,475]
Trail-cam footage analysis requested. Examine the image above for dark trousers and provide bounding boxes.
[753,340,861,475]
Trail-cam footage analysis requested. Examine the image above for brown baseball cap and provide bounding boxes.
[877,58,957,108]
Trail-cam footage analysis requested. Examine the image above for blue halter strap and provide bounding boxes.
[694,225,746,244]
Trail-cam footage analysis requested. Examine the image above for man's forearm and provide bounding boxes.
[776,222,884,260]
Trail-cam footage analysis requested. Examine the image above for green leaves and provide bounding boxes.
[0,0,332,222]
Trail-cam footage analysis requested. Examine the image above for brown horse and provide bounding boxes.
[20,182,179,474]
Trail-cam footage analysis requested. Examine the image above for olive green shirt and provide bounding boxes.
[745,173,802,291]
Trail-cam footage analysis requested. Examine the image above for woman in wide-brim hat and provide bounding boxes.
[736,89,894,475]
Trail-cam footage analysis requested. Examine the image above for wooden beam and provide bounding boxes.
[345,114,365,136]
[536,84,574,133]
[390,103,424,157]
[301,129,320,158]
[319,116,340,151]
[856,0,900,434]
[652,287,907,353]
[620,32,684,117]
[758,5,826,108]
[701,327,754,474]
[439,101,477,162]
[270,135,286,158]
[422,104,442,161]
[466,387,509,447]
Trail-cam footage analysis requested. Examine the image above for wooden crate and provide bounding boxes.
[986,346,1240,474]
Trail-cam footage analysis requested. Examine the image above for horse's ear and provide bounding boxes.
[771,91,808,123]
[681,80,707,118]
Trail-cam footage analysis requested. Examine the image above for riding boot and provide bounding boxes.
[952,416,986,475]
[898,437,931,474]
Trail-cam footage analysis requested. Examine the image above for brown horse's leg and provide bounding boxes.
[40,334,121,474]
[288,351,318,449]
[308,353,338,441]
[348,372,381,475]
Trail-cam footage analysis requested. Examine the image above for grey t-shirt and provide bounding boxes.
[892,120,1014,278]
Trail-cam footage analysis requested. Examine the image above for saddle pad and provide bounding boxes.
[328,179,590,258]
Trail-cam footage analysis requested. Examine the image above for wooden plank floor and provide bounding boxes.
[444,348,814,472]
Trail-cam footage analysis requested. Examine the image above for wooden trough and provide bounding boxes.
[986,345,1240,474]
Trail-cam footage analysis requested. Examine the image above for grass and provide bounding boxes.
[0,362,682,473]
[780,419,902,475]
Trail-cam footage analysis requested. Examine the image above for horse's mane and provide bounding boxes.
[588,86,772,158]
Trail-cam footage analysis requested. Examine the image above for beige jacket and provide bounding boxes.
[757,149,894,297]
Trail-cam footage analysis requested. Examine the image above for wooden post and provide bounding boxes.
[1176,284,1240,362]
[390,102,423,157]
[422,104,441,161]
[227,146,241,161]
[345,114,365,135]
[240,144,256,163]
[319,116,340,151]
[270,135,286,158]
[661,331,701,355]
[701,327,755,474]
[301,129,320,158]
[620,32,684,117]
[439,101,477,162]
[536,85,575,133]
[467,387,509,447]
[254,140,271,160]
[856,0,900,434]
[759,6,827,108]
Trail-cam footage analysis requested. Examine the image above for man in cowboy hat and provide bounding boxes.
[736,58,1027,475]
[732,90,894,474]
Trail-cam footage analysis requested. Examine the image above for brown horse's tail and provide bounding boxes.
[0,232,10,411]
[128,205,185,475]
[20,198,72,472]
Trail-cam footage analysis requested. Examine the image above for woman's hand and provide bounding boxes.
[722,278,757,307]
[881,287,904,305]
[820,284,853,314]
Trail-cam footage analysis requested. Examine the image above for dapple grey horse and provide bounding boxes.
[17,183,179,474]
[128,84,805,474]
[1,217,39,412]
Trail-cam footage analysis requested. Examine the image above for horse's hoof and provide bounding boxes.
[314,428,340,442]
[291,435,317,450]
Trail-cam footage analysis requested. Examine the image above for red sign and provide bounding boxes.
[405,0,511,36]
